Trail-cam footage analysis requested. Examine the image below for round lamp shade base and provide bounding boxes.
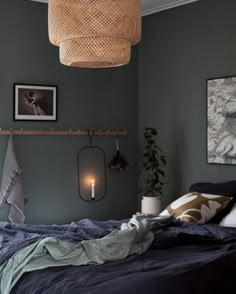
[59,37,131,68]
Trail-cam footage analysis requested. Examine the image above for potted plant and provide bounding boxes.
[139,126,167,215]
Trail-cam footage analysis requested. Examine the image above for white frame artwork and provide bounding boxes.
[14,84,57,121]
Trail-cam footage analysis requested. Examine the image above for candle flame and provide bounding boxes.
[84,176,96,186]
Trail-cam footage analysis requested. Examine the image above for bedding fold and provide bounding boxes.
[9,220,236,294]
[0,216,172,294]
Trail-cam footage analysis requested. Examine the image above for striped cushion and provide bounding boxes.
[160,192,232,224]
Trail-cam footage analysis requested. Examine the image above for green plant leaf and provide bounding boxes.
[157,169,165,177]
[151,129,158,135]
[161,158,167,165]
[139,126,166,197]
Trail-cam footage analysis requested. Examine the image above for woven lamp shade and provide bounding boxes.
[48,0,141,68]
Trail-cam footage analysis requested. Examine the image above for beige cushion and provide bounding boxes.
[160,192,232,224]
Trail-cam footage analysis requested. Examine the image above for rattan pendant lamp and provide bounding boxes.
[48,0,142,68]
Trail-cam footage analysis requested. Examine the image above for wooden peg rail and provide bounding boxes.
[0,128,128,137]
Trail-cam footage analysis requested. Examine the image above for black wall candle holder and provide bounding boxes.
[77,130,107,202]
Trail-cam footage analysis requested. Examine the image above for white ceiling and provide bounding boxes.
[30,0,200,16]
[141,0,199,16]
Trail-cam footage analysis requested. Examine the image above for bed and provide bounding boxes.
[1,179,236,294]
[0,217,235,294]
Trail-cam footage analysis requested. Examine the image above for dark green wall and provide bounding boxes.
[0,0,139,224]
[139,0,236,208]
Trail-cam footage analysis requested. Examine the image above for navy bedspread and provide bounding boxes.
[1,220,236,294]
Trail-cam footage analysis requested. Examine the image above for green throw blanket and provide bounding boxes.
[0,216,171,294]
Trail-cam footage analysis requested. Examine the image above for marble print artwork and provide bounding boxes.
[207,77,236,164]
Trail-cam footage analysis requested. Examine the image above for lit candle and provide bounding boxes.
[91,178,95,200]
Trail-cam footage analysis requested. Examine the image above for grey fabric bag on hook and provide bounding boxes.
[0,136,25,223]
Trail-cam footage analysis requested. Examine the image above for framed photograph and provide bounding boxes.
[207,76,236,165]
[14,84,57,121]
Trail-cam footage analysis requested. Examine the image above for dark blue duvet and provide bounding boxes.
[1,220,236,294]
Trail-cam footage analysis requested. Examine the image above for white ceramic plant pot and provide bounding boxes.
[141,196,161,215]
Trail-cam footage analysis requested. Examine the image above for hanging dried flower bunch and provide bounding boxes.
[108,139,128,170]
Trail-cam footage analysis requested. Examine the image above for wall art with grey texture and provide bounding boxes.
[207,76,236,164]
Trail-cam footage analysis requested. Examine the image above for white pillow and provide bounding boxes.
[220,203,236,227]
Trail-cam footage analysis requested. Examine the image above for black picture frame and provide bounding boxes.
[14,83,57,121]
[207,75,236,165]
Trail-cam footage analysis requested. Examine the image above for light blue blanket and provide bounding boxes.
[0,216,171,294]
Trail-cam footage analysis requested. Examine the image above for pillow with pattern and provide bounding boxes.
[189,181,236,223]
[160,192,232,224]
